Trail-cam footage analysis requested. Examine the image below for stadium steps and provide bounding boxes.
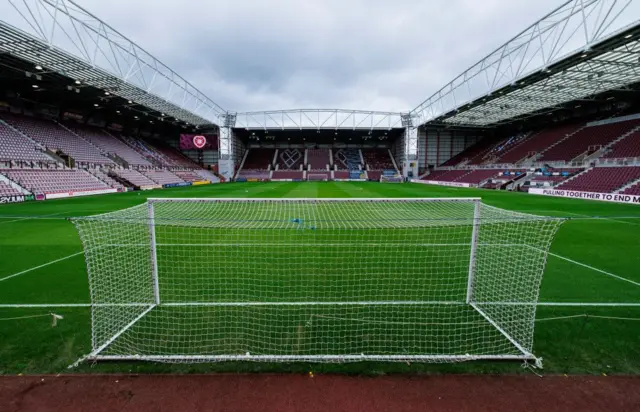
[616,175,640,194]
[388,149,400,172]
[236,149,250,179]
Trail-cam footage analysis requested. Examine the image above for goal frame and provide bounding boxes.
[80,197,542,365]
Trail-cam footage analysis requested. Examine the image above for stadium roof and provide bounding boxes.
[411,0,640,128]
[233,109,407,131]
[0,0,225,128]
[1,0,639,135]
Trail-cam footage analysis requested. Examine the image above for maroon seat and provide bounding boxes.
[557,167,640,193]
[603,130,640,160]
[540,120,639,162]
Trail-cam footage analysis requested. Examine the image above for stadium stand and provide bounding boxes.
[621,181,640,195]
[1,114,114,165]
[2,169,110,194]
[112,168,157,187]
[72,126,153,167]
[0,121,52,163]
[333,148,361,170]
[362,149,396,171]
[0,181,23,196]
[241,148,275,170]
[273,148,304,180]
[140,169,185,186]
[455,169,503,185]
[193,169,220,182]
[236,148,275,180]
[556,166,640,193]
[307,149,330,170]
[439,138,497,167]
[601,129,640,161]
[493,124,581,164]
[87,168,125,190]
[174,170,203,182]
[423,169,471,182]
[539,119,640,162]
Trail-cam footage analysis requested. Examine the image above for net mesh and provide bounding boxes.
[72,198,564,363]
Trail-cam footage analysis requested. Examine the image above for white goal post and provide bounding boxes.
[71,198,564,365]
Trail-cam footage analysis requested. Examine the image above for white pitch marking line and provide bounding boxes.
[0,211,68,226]
[546,251,640,288]
[2,302,640,309]
[0,251,84,283]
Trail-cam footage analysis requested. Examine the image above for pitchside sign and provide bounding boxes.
[0,194,35,204]
[412,180,472,188]
[529,188,640,205]
[179,134,217,150]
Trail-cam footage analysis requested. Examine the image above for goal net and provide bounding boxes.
[71,198,563,365]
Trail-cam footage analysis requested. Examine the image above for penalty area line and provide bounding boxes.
[0,251,84,283]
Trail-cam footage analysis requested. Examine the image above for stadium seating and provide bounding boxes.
[154,144,199,168]
[333,149,361,170]
[362,149,395,171]
[87,168,125,190]
[140,169,185,186]
[273,148,304,179]
[621,182,640,195]
[72,127,152,166]
[494,124,581,164]
[439,138,497,167]
[241,149,275,170]
[556,167,640,193]
[193,169,220,182]
[2,169,109,194]
[539,120,639,162]
[423,169,471,182]
[0,181,23,196]
[602,129,640,160]
[0,122,51,163]
[277,149,303,170]
[174,170,203,182]
[455,169,502,185]
[2,114,113,165]
[112,168,157,187]
[307,149,330,170]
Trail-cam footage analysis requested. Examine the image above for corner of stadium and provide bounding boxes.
[1,0,640,410]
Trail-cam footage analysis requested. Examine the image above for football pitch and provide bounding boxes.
[1,181,639,375]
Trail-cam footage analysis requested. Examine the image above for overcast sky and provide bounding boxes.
[2,0,635,113]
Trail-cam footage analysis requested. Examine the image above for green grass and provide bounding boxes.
[1,181,640,375]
